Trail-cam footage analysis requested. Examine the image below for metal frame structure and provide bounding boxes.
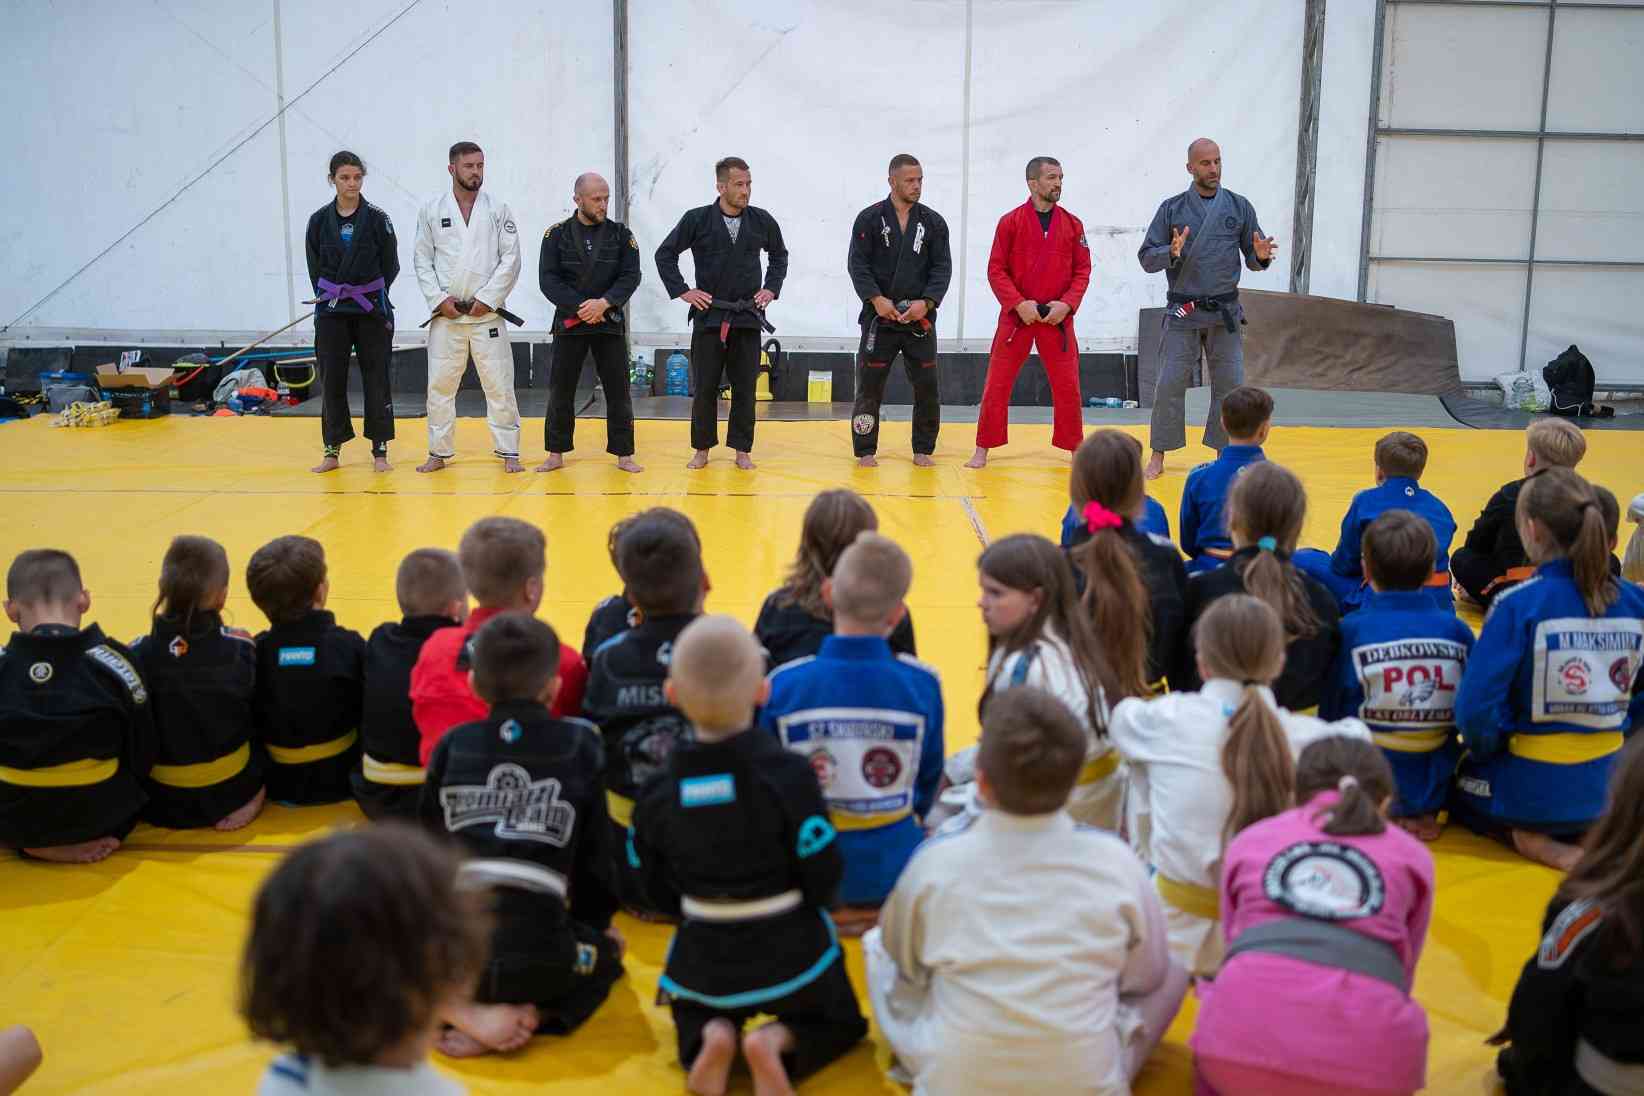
[1290,0,1327,296]
[1357,0,1644,371]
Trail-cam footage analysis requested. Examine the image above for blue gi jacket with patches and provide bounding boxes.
[1180,444,1266,570]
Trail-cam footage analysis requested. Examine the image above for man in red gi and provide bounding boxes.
[966,156,1091,469]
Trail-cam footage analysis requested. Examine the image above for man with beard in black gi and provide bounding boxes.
[846,154,952,468]
[538,172,644,474]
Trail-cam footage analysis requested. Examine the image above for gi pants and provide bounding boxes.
[315,312,394,450]
[975,317,1083,452]
[672,954,866,1081]
[425,316,521,459]
[852,322,940,457]
[545,332,635,457]
[689,325,759,453]
[477,909,624,1036]
[1150,310,1244,453]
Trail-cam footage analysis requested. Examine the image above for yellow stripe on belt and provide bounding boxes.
[150,742,251,788]
[607,791,635,829]
[1372,729,1452,754]
[1508,731,1623,765]
[0,756,119,788]
[1077,751,1120,786]
[266,730,358,766]
[362,753,426,787]
[1155,872,1221,922]
[831,806,913,832]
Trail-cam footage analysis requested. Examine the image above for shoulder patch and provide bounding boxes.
[86,644,148,704]
[1539,899,1604,969]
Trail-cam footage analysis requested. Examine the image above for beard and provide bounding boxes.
[456,175,482,193]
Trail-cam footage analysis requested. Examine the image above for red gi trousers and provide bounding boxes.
[975,317,1084,451]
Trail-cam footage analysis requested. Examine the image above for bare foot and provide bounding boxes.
[1144,451,1165,481]
[1394,814,1442,842]
[214,787,266,832]
[416,456,448,474]
[743,1023,797,1096]
[311,456,340,474]
[686,1018,737,1096]
[25,836,121,863]
[857,454,879,468]
[963,447,988,469]
[686,450,710,470]
[535,453,565,473]
[373,455,391,473]
[604,924,627,959]
[435,1028,492,1059]
[1453,580,1483,609]
[443,1001,538,1055]
[1512,829,1584,872]
[734,451,756,471]
[912,453,935,467]
[615,456,643,474]
[829,906,881,938]
[502,456,525,473]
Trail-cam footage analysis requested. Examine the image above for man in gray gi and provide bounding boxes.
[1138,138,1278,480]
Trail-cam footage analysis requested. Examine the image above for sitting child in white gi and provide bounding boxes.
[866,686,1189,1096]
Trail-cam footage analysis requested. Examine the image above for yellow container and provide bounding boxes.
[756,352,774,401]
[807,370,833,402]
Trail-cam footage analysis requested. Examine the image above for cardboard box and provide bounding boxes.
[95,363,174,390]
[105,387,171,419]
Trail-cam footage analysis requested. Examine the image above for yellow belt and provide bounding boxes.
[150,742,251,789]
[0,756,118,788]
[1508,731,1624,765]
[607,790,635,829]
[1076,751,1121,786]
[266,730,358,766]
[1294,705,1318,717]
[832,806,913,832]
[1372,729,1452,755]
[1155,872,1220,921]
[1147,677,1169,697]
[362,753,426,787]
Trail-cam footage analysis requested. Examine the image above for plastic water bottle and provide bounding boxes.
[665,351,690,396]
[1086,396,1123,408]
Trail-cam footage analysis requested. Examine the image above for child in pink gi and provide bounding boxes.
[1192,735,1433,1096]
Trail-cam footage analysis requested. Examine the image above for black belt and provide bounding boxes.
[1224,918,1409,994]
[1166,290,1240,307]
[707,299,777,345]
[418,302,526,329]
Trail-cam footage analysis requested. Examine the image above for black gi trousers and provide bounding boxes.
[852,322,940,457]
[671,954,866,1079]
[477,897,625,1035]
[689,325,760,452]
[314,312,394,449]
[545,333,636,456]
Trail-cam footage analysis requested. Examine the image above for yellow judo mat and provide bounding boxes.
[1,411,1639,1094]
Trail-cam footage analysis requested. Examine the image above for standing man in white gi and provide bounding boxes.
[413,141,524,473]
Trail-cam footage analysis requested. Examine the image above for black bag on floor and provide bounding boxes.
[1543,345,1602,417]
[172,353,223,403]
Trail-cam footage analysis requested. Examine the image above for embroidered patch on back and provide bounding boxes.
[1262,840,1386,920]
[87,644,147,703]
[680,773,735,808]
[1539,899,1604,969]
[439,763,575,846]
[277,646,317,667]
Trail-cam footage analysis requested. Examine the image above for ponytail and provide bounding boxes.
[1221,684,1295,846]
[1227,462,1318,639]
[1069,429,1153,699]
[1295,736,1395,837]
[1518,468,1619,617]
[154,535,231,634]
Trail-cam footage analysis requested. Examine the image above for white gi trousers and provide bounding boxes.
[425,316,521,459]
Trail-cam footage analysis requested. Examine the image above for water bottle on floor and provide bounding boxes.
[665,351,689,396]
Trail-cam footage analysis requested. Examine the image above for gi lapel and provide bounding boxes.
[1175,186,1229,277]
[330,201,371,285]
[571,217,608,295]
[884,198,912,298]
[1022,200,1055,292]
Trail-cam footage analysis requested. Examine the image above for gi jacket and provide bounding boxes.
[582,594,636,663]
[1329,478,1458,580]
[538,216,643,333]
[1454,561,1644,828]
[631,729,844,1007]
[131,610,263,828]
[1138,186,1270,300]
[1065,519,1190,690]
[353,614,457,819]
[753,593,917,670]
[582,614,698,811]
[654,203,789,330]
[305,198,399,319]
[1181,444,1267,564]
[1321,590,1476,815]
[421,699,618,933]
[0,624,152,847]
[760,635,944,906]
[253,609,365,805]
[986,200,1092,321]
[1178,547,1343,712]
[1462,475,1537,578]
[847,199,952,326]
[1498,896,1644,1095]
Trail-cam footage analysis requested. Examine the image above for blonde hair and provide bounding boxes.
[1526,418,1587,470]
[1624,493,1644,584]
[831,533,912,624]
[668,615,766,735]
[1197,595,1294,846]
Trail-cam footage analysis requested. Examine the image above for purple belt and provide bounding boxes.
[316,277,386,311]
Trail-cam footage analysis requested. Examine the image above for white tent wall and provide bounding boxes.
[0,0,615,337]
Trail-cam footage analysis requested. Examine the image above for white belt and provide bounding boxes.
[681,889,803,923]
[1576,1038,1644,1096]
[458,858,568,901]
